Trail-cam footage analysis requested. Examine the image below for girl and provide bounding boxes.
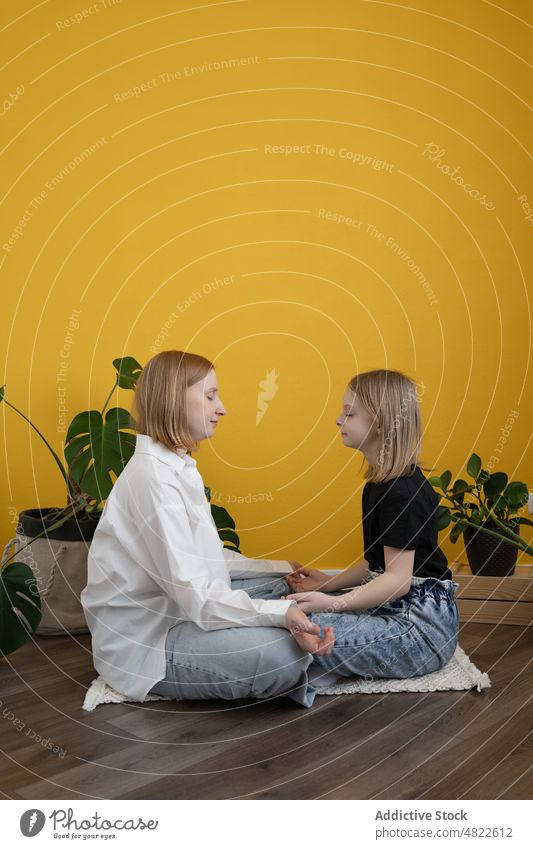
[81,350,334,709]
[284,369,460,684]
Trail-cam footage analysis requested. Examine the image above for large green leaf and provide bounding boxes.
[209,503,236,531]
[113,357,143,390]
[64,407,136,501]
[452,479,471,496]
[0,562,42,657]
[483,472,508,499]
[217,529,241,549]
[440,470,452,491]
[450,518,468,543]
[492,495,509,514]
[466,453,482,480]
[504,481,528,507]
[209,503,240,552]
[437,506,451,530]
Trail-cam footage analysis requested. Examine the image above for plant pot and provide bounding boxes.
[463,523,519,577]
[18,507,100,541]
[6,507,101,635]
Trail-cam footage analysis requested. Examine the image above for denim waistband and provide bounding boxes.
[368,569,459,593]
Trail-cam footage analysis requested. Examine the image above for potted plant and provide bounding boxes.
[429,453,533,576]
[0,357,143,650]
[1,357,239,656]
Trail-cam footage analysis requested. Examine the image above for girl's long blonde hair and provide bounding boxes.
[348,369,433,484]
[131,350,214,453]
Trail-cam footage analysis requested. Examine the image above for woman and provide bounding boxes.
[80,351,334,709]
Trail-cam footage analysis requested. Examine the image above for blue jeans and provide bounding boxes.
[148,573,460,708]
[231,572,460,680]
[148,576,316,707]
[306,575,460,680]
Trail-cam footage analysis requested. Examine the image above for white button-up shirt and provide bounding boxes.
[80,434,294,700]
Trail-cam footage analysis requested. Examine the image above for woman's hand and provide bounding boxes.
[283,591,338,614]
[286,567,330,592]
[284,605,334,656]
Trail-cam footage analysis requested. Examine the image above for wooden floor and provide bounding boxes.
[0,623,531,800]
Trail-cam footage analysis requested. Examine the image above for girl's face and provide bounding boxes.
[336,388,380,454]
[185,368,227,442]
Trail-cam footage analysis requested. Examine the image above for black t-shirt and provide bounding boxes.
[362,464,451,581]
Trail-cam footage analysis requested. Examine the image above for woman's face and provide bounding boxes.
[336,388,380,452]
[186,368,227,442]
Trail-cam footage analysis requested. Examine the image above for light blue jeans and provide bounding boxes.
[148,573,460,708]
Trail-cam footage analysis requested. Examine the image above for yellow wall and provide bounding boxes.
[2,0,532,568]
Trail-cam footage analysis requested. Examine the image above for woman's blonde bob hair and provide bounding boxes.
[131,350,214,453]
[348,369,432,484]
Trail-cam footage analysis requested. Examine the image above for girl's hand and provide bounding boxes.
[285,605,335,656]
[283,591,336,613]
[286,567,329,592]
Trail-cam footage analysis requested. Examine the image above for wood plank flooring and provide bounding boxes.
[0,623,531,799]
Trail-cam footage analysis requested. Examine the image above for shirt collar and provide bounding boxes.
[133,433,197,472]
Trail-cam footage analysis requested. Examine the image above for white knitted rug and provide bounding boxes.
[82,644,490,711]
[312,644,491,695]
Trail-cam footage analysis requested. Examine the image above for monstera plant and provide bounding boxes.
[63,358,141,506]
[0,356,239,656]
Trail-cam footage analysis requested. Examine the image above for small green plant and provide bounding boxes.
[429,453,533,556]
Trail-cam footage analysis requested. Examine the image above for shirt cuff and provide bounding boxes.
[260,559,294,576]
[262,599,295,628]
[223,548,294,578]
